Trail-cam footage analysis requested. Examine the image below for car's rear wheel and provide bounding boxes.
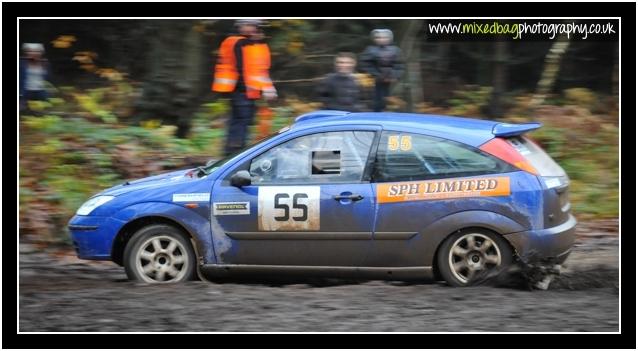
[437,229,513,287]
[123,224,196,283]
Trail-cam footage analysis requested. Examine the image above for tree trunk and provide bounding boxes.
[531,36,571,106]
[398,19,424,112]
[429,41,451,104]
[134,20,205,138]
[489,40,508,118]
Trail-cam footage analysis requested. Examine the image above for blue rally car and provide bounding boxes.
[69,111,576,286]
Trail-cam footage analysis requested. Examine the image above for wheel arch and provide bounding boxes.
[111,215,203,266]
[422,211,525,279]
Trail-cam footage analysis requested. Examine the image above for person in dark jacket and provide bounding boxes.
[316,52,362,112]
[19,43,49,111]
[359,29,404,112]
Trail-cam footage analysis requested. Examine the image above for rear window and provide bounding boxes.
[507,137,565,177]
[373,132,514,182]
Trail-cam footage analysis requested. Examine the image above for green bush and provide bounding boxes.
[528,121,618,219]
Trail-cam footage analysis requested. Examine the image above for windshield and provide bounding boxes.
[199,130,287,176]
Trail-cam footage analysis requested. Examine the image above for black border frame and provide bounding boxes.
[5,1,635,349]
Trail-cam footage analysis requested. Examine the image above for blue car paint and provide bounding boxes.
[70,168,218,262]
[372,171,543,234]
[69,215,126,259]
[111,202,216,264]
[68,111,571,268]
[207,124,382,266]
[506,214,577,262]
[366,171,544,267]
[211,180,377,266]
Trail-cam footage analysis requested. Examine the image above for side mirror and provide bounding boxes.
[230,170,252,187]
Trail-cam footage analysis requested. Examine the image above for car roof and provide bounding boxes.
[292,111,501,147]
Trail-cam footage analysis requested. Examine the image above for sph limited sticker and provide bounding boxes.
[377,176,511,203]
[258,186,320,231]
[172,193,210,202]
[213,202,250,216]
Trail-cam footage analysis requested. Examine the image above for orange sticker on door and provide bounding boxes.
[377,176,511,203]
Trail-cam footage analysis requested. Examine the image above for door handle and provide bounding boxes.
[333,194,364,201]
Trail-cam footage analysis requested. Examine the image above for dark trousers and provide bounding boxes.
[20,90,48,112]
[225,92,256,156]
[373,82,390,112]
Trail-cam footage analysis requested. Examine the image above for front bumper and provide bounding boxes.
[68,215,126,260]
[503,214,577,264]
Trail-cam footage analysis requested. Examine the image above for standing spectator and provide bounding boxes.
[212,19,277,156]
[19,43,49,111]
[360,29,404,112]
[316,52,362,112]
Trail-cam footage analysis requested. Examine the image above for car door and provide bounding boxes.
[211,127,379,267]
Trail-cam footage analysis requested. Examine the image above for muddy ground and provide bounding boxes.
[18,220,619,332]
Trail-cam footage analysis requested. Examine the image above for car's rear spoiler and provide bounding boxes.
[492,122,542,137]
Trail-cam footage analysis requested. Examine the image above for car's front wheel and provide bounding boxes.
[437,229,513,287]
[123,224,197,283]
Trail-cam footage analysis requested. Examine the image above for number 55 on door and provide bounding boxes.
[258,186,321,231]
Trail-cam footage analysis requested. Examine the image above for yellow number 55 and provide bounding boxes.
[388,135,400,151]
[400,135,412,151]
[388,135,412,151]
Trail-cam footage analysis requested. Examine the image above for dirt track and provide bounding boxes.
[18,220,619,332]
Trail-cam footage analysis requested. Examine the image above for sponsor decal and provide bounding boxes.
[258,186,320,231]
[213,202,250,216]
[377,176,510,203]
[172,193,210,202]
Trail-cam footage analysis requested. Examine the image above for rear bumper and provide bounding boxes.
[503,214,577,264]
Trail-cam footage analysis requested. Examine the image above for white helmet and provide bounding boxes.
[235,19,263,27]
[22,43,45,53]
[371,29,393,43]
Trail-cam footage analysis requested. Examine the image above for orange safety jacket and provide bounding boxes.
[212,35,274,100]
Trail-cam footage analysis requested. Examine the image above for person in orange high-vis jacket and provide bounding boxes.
[213,19,277,156]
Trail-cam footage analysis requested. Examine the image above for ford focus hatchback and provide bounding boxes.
[68,111,576,286]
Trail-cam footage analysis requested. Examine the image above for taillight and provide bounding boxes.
[480,138,539,175]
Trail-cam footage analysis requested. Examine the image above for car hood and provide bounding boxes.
[100,168,201,196]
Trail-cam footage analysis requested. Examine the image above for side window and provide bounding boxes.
[250,131,375,184]
[373,132,513,182]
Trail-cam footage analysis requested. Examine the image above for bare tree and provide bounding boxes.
[399,19,424,112]
[531,35,571,106]
[489,39,509,118]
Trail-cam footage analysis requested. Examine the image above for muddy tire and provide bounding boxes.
[437,229,513,287]
[123,224,197,283]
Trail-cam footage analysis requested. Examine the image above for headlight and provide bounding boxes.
[76,196,115,215]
